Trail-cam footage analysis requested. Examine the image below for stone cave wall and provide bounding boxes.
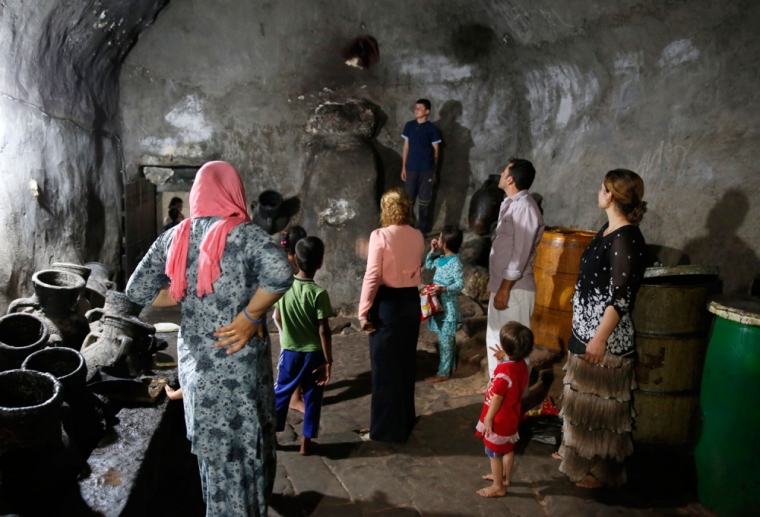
[116,0,760,305]
[0,0,169,312]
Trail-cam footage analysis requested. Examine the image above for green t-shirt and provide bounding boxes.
[275,276,334,352]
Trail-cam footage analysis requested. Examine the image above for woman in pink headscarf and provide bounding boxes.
[127,161,292,517]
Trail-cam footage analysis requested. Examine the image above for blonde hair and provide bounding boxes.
[604,169,647,224]
[380,187,414,227]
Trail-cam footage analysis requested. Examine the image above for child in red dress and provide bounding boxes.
[475,321,533,497]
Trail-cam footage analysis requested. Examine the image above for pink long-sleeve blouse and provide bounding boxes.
[358,225,425,319]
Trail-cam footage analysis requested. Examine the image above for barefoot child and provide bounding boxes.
[273,236,334,455]
[424,226,465,383]
[475,322,533,497]
[279,225,308,412]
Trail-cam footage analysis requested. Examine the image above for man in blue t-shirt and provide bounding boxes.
[401,98,441,235]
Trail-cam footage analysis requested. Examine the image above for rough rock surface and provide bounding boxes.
[118,0,760,304]
[0,0,169,312]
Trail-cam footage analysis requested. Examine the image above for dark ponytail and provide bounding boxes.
[280,225,307,255]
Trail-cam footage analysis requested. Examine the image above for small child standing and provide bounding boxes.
[279,225,309,413]
[273,236,334,455]
[425,226,465,383]
[475,322,534,498]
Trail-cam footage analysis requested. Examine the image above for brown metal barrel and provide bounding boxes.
[530,227,596,351]
[631,265,719,444]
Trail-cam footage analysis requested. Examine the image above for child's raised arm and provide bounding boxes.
[314,317,333,385]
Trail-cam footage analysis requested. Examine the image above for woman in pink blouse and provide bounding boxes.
[359,188,425,443]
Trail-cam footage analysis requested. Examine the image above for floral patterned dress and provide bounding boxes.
[127,217,292,517]
[569,223,647,356]
[425,252,464,376]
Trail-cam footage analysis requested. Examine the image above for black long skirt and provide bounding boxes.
[368,285,421,443]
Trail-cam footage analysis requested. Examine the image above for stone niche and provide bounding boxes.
[298,98,380,312]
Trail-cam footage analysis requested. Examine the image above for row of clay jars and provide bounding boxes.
[6,270,90,350]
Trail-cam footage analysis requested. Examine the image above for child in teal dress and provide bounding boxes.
[425,226,465,383]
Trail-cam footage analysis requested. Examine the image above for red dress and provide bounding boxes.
[475,359,529,454]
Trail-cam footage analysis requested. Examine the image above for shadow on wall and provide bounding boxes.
[678,189,760,295]
[432,100,475,228]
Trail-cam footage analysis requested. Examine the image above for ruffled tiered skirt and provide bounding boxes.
[558,352,636,486]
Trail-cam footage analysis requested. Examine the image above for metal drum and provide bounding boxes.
[631,265,719,444]
[696,296,760,517]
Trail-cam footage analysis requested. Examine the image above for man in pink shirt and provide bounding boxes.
[484,158,544,386]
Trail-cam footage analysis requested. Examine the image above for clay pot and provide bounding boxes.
[468,174,505,235]
[32,270,85,314]
[84,262,115,309]
[86,291,143,334]
[252,190,284,234]
[22,347,87,393]
[22,347,107,455]
[51,263,91,283]
[7,270,89,350]
[52,263,93,317]
[80,315,138,382]
[0,369,64,454]
[0,314,50,372]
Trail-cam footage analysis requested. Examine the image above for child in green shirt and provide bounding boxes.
[273,236,334,455]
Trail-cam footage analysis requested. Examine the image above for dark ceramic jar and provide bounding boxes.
[0,313,50,372]
[0,369,64,454]
[468,174,505,235]
[7,270,90,350]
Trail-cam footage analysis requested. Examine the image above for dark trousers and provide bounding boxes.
[404,169,434,235]
[368,286,421,443]
[274,350,325,439]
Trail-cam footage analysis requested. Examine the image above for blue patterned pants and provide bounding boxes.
[429,314,457,376]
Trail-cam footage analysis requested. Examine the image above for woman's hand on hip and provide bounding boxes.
[360,318,376,334]
[214,312,265,355]
[584,336,606,364]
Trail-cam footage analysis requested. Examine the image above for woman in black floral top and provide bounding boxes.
[557,169,648,489]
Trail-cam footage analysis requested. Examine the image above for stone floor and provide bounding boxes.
[266,318,709,517]
[141,304,711,517]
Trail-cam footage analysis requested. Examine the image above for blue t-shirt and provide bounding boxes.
[402,120,441,171]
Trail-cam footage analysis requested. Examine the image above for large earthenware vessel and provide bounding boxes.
[7,270,89,350]
[0,313,50,372]
[0,369,64,455]
[468,175,504,235]
[300,97,380,309]
[81,314,158,382]
[22,347,106,455]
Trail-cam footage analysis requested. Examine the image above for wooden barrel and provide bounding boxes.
[530,227,596,351]
[631,265,719,445]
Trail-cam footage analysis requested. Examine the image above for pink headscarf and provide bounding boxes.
[165,161,251,301]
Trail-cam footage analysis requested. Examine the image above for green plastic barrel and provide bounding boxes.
[696,297,760,517]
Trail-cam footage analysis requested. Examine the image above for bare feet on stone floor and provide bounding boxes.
[476,485,507,498]
[300,436,317,456]
[425,375,450,383]
[575,474,604,489]
[552,452,563,460]
[481,474,510,486]
[289,399,305,413]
